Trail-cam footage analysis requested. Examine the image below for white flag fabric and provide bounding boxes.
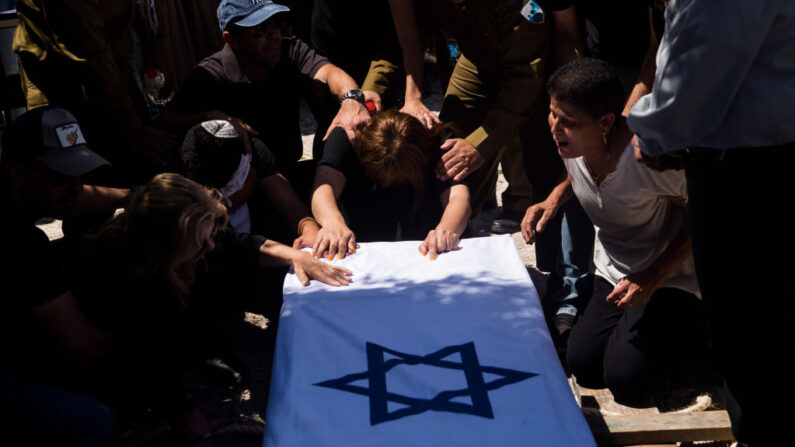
[265,235,595,446]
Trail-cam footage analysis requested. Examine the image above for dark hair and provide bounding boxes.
[357,110,437,216]
[181,122,244,189]
[546,58,625,120]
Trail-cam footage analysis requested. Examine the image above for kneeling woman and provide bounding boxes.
[522,59,712,407]
[69,173,351,436]
[311,110,471,260]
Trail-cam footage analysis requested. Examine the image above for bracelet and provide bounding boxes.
[297,216,319,235]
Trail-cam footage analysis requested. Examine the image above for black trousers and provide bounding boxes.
[685,145,795,445]
[567,275,711,407]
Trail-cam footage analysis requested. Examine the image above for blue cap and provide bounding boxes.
[217,0,289,32]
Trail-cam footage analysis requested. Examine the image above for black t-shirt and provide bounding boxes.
[0,206,69,371]
[318,127,461,242]
[170,37,329,171]
[251,137,279,179]
[1,219,68,312]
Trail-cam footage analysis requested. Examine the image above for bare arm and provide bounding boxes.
[314,64,359,99]
[418,183,471,259]
[258,173,318,240]
[257,239,352,287]
[520,172,574,244]
[72,184,131,215]
[30,290,110,365]
[315,64,378,143]
[310,166,356,259]
[437,183,471,236]
[386,0,440,128]
[551,7,585,67]
[622,7,659,116]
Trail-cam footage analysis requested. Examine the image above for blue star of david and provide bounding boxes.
[314,342,537,425]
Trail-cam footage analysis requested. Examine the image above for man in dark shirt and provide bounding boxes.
[0,106,122,445]
[171,0,380,187]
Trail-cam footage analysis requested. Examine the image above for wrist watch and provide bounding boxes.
[340,89,365,104]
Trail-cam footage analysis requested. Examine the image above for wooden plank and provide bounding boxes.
[585,410,734,446]
[0,14,18,29]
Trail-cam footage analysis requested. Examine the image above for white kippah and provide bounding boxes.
[200,120,239,139]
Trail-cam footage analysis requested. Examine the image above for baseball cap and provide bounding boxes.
[217,0,289,32]
[1,106,109,177]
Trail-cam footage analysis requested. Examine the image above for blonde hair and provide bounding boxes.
[357,110,440,216]
[97,173,228,301]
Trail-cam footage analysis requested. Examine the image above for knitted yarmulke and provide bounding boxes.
[181,121,244,189]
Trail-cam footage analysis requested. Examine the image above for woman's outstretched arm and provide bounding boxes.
[419,183,471,259]
[310,166,357,260]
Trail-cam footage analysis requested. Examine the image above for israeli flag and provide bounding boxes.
[265,235,595,446]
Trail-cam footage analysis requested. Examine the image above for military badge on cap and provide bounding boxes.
[54,123,87,149]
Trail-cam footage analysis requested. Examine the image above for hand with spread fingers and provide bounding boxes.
[401,99,441,130]
[418,228,460,261]
[323,96,376,145]
[435,138,484,181]
[520,199,560,245]
[292,251,353,287]
[311,221,357,260]
[605,270,663,309]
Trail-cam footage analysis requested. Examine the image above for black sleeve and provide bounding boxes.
[317,126,357,177]
[212,226,267,265]
[1,226,69,311]
[251,137,279,178]
[169,67,220,114]
[285,37,330,79]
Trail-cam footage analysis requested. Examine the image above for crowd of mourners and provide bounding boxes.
[0,0,792,445]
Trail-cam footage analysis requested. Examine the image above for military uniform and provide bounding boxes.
[13,0,144,177]
[365,0,565,214]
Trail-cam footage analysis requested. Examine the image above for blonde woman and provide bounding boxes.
[69,173,351,439]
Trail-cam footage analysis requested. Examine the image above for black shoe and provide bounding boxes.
[199,356,251,386]
[490,209,523,234]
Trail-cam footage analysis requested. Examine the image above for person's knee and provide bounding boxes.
[566,326,605,389]
[602,360,655,407]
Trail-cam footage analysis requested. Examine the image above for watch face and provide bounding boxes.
[343,89,365,103]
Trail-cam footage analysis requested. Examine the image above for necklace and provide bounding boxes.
[584,158,605,185]
[586,134,618,186]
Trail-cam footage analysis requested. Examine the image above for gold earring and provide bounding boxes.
[602,133,608,146]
